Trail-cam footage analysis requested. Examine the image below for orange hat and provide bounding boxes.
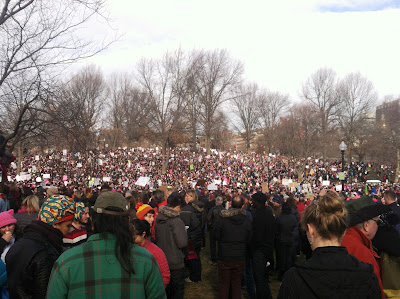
[136,204,154,220]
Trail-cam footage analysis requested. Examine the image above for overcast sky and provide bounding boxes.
[79,0,400,105]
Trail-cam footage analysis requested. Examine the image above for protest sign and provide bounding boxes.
[207,184,218,191]
[135,176,150,187]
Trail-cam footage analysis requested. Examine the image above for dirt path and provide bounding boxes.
[184,241,281,299]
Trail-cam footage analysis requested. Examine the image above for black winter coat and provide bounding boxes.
[207,204,224,230]
[275,213,297,243]
[181,201,203,248]
[278,246,381,299]
[6,220,64,299]
[251,205,274,257]
[214,208,252,261]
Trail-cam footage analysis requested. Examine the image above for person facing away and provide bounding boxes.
[251,192,274,299]
[278,190,381,299]
[155,192,188,299]
[213,195,252,299]
[47,191,166,299]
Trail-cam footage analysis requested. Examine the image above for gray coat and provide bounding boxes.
[155,206,188,270]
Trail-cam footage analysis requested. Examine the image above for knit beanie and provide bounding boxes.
[74,202,85,221]
[0,210,17,228]
[136,204,154,220]
[39,195,75,225]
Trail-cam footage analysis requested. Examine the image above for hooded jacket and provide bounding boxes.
[181,201,204,249]
[214,208,252,261]
[6,220,64,299]
[155,206,188,270]
[278,246,381,299]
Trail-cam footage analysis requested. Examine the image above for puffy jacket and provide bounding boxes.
[6,220,63,299]
[155,206,188,270]
[278,246,381,299]
[214,208,252,261]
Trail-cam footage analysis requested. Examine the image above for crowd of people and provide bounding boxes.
[2,147,398,198]
[0,147,398,298]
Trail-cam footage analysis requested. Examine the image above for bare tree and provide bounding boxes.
[275,103,320,158]
[301,67,341,157]
[257,89,290,153]
[231,83,260,153]
[54,65,105,151]
[193,49,244,154]
[337,72,377,160]
[136,49,190,172]
[107,73,151,147]
[0,0,110,154]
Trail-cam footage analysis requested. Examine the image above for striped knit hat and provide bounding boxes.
[39,195,75,225]
[74,202,86,221]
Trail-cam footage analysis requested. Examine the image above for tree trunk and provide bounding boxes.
[161,142,169,174]
[395,148,400,183]
[17,145,22,175]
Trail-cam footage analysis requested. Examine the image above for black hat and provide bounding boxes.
[345,196,391,227]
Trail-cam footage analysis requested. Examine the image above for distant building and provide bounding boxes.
[376,99,400,129]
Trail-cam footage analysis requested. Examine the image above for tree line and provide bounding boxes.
[0,1,398,167]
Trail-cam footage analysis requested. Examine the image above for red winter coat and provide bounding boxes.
[141,239,170,288]
[341,226,384,299]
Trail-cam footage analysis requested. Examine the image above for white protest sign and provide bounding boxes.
[103,177,111,182]
[63,149,67,156]
[35,155,40,161]
[322,180,330,186]
[135,177,150,187]
[43,174,51,179]
[207,184,218,191]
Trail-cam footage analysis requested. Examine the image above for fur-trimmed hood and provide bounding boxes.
[192,203,204,213]
[221,208,246,218]
[158,205,180,218]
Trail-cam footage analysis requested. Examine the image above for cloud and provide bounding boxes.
[317,0,400,12]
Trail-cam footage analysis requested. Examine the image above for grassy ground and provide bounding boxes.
[184,240,282,299]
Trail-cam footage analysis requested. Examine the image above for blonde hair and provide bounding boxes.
[22,195,40,214]
[186,190,198,202]
[302,191,347,241]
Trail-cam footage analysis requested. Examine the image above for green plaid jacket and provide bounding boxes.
[46,233,166,299]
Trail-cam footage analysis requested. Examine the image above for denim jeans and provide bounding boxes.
[253,250,272,299]
[242,254,256,297]
[209,230,217,262]
[278,241,294,280]
[166,267,185,299]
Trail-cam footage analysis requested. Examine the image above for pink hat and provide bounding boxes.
[0,210,17,228]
